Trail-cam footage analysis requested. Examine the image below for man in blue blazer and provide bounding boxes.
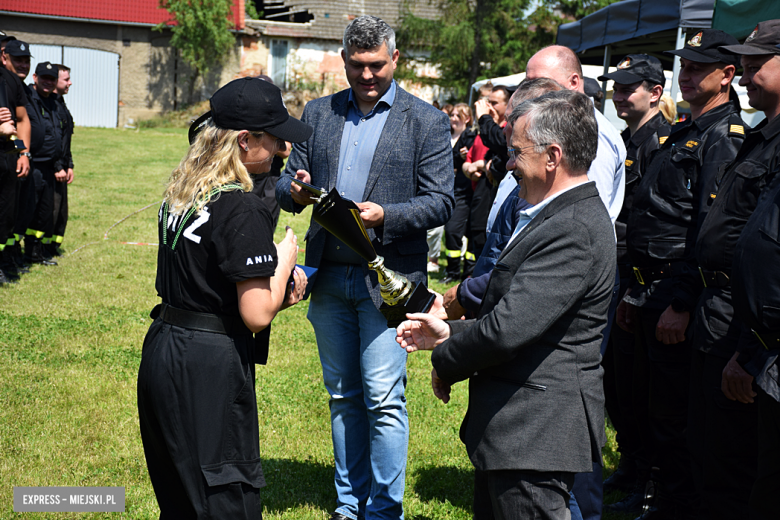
[276,16,454,520]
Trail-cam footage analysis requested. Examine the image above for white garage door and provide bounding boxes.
[29,44,119,128]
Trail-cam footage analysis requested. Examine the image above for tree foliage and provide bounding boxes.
[157,0,236,77]
[396,0,621,100]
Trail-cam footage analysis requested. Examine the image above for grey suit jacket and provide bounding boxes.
[431,182,615,474]
[276,84,454,308]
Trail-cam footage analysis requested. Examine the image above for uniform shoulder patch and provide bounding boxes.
[728,114,747,137]
[625,159,634,167]
[729,124,745,135]
[659,136,668,144]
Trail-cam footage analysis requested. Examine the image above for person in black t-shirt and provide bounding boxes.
[0,39,32,284]
[137,77,312,518]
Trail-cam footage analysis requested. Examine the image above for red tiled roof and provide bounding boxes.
[2,0,244,29]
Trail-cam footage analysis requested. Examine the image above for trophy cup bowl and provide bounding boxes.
[312,188,436,328]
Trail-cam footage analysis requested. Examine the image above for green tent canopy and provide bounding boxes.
[712,0,780,39]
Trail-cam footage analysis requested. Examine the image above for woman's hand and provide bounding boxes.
[282,266,308,309]
[275,226,299,272]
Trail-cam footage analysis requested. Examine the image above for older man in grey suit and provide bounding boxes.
[397,90,615,520]
[276,15,453,520]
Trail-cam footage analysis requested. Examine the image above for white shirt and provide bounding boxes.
[486,173,519,232]
[590,107,626,231]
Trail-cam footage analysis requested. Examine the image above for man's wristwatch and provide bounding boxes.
[20,152,31,159]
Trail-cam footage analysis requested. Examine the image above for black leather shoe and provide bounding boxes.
[440,275,459,284]
[329,513,352,520]
[0,268,17,285]
[603,456,637,493]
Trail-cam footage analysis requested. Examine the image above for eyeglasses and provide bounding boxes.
[507,143,551,163]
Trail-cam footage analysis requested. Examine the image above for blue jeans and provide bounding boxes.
[308,262,409,520]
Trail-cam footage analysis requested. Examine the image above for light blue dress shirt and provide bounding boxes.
[508,181,589,246]
[322,81,397,264]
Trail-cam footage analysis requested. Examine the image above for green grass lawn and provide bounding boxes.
[0,127,630,518]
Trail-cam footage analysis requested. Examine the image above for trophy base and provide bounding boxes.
[380,282,436,328]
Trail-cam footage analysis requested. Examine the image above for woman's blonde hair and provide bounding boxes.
[659,93,677,124]
[164,120,261,214]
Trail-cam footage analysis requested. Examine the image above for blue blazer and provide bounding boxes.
[276,85,455,308]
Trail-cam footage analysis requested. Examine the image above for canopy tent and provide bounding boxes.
[557,0,714,67]
[556,0,716,103]
[711,0,780,39]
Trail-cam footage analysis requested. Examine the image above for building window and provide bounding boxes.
[271,39,289,89]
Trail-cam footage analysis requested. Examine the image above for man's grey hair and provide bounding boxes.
[506,77,565,115]
[343,16,396,56]
[509,90,598,174]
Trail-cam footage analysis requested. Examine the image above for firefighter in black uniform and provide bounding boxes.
[0,38,31,283]
[25,62,63,266]
[137,77,312,518]
[442,103,477,281]
[51,64,74,257]
[597,54,671,515]
[730,160,780,520]
[4,41,45,276]
[676,21,780,519]
[617,29,748,520]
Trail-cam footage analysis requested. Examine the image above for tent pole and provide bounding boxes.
[670,25,686,105]
[601,45,611,114]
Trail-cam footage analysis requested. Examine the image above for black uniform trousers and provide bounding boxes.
[14,174,37,242]
[637,306,697,510]
[603,276,654,481]
[468,177,495,263]
[752,389,780,520]
[52,179,68,244]
[27,160,55,238]
[0,153,18,247]
[444,187,473,277]
[137,319,265,519]
[687,349,758,520]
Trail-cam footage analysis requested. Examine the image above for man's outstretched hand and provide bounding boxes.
[395,312,450,353]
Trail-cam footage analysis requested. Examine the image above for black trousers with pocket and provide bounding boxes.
[137,318,265,519]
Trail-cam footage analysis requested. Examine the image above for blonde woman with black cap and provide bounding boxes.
[137,77,312,518]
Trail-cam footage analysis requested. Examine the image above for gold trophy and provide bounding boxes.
[308,185,436,328]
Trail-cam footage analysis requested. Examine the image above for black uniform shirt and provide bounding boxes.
[732,173,780,400]
[0,68,27,152]
[27,86,63,168]
[155,188,278,318]
[686,116,780,356]
[22,84,45,156]
[54,94,74,169]
[625,99,746,309]
[616,112,671,268]
[453,128,477,193]
[478,115,508,184]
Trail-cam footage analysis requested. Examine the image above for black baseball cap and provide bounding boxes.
[35,62,58,78]
[598,54,666,87]
[665,29,740,67]
[721,20,780,56]
[583,77,602,98]
[4,39,32,57]
[188,77,312,145]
